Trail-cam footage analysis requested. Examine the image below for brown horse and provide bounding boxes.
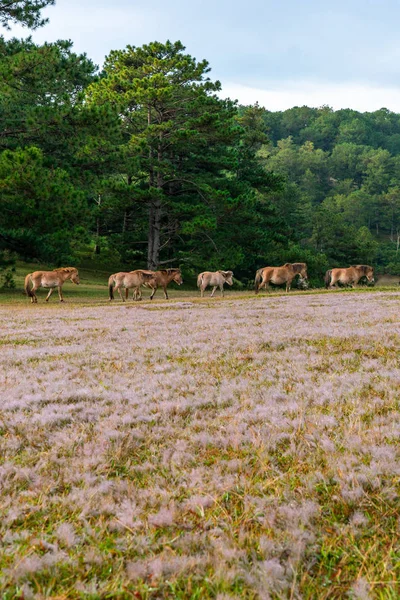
[325,265,375,289]
[197,271,234,297]
[24,267,80,303]
[255,263,308,293]
[108,270,157,301]
[126,268,183,300]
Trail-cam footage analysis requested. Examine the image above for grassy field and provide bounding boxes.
[1,261,118,304]
[0,280,399,598]
[1,260,399,305]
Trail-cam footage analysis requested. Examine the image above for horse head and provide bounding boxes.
[365,265,375,283]
[54,267,80,284]
[171,269,183,285]
[364,265,374,283]
[292,263,308,279]
[70,269,80,284]
[219,270,234,286]
[353,265,375,284]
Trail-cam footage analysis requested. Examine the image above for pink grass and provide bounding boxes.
[0,291,399,597]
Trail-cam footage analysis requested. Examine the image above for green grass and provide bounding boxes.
[1,260,399,305]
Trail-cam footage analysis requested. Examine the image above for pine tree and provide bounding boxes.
[87,41,282,271]
[0,0,54,30]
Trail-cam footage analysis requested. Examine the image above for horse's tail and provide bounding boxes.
[254,269,263,294]
[325,270,332,289]
[108,274,115,301]
[24,274,33,298]
[197,273,203,289]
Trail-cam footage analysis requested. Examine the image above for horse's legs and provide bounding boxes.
[258,281,267,293]
[200,287,205,298]
[31,285,38,303]
[163,286,168,300]
[286,275,296,292]
[45,288,54,302]
[150,285,157,300]
[116,285,124,302]
[127,287,135,301]
[210,286,217,297]
[220,284,224,297]
[261,276,270,293]
[58,286,64,302]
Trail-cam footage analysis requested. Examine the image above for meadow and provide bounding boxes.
[0,288,399,599]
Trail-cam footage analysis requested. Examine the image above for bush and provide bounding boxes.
[0,250,16,288]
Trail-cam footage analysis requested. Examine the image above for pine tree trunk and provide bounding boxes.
[147,201,154,268]
[95,216,101,254]
[147,142,164,269]
[95,195,101,254]
[147,198,162,269]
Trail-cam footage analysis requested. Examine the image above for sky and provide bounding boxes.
[5,0,400,112]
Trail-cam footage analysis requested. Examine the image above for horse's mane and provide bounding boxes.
[53,267,77,273]
[351,265,372,273]
[160,268,180,274]
[291,262,307,272]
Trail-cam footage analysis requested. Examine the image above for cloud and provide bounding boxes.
[4,0,400,112]
[220,81,400,113]
[3,3,164,67]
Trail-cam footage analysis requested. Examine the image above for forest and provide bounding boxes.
[1,1,400,287]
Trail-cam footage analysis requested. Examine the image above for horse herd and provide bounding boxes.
[23,263,376,303]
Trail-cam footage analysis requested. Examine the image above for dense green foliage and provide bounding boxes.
[0,35,120,274]
[0,1,399,286]
[260,106,400,276]
[85,42,283,274]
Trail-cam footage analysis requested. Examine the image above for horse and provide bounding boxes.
[254,263,308,293]
[197,270,234,297]
[325,265,375,289]
[126,268,183,300]
[24,267,80,303]
[108,271,157,301]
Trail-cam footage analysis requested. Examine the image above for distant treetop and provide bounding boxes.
[0,0,55,30]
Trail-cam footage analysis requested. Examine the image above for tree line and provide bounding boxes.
[0,0,399,288]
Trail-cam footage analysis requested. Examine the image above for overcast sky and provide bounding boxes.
[6,0,400,112]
